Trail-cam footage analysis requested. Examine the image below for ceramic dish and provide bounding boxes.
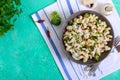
[60,10,114,65]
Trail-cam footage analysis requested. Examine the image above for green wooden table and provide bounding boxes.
[0,0,120,80]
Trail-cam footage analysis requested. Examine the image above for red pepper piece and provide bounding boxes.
[85,38,88,41]
[102,47,105,50]
[46,29,50,38]
[81,26,84,30]
[67,29,71,32]
[80,54,84,56]
[89,21,92,24]
[82,17,84,20]
[84,28,87,30]
[75,46,78,48]
[36,20,45,23]
[94,27,98,31]
[89,50,92,53]
[106,35,109,38]
[76,53,85,58]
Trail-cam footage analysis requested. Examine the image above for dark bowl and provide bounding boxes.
[60,10,114,65]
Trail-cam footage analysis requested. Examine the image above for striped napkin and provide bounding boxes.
[32,0,120,80]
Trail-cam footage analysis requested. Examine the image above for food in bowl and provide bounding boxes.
[63,13,112,62]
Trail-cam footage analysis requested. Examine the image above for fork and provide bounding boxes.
[88,63,100,76]
[84,63,101,76]
[111,35,120,53]
[116,45,120,52]
[84,35,120,76]
[113,35,120,46]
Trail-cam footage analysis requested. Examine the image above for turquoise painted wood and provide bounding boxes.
[0,0,120,80]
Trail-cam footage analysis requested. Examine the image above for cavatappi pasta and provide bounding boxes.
[63,13,112,62]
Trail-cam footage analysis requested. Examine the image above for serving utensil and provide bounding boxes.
[111,35,120,53]
[113,36,120,46]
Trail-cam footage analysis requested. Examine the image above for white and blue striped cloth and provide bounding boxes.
[32,0,120,80]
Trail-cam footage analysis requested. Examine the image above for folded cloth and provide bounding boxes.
[32,0,120,80]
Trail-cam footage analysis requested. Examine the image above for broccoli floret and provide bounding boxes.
[84,13,90,18]
[50,11,61,26]
[94,55,100,61]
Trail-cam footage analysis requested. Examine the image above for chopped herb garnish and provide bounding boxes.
[90,46,94,51]
[63,37,70,42]
[95,19,99,26]
[68,21,73,26]
[91,36,97,40]
[77,23,82,25]
[76,40,79,43]
[88,26,92,31]
[0,0,22,37]
[73,34,77,37]
[81,35,84,40]
[82,45,87,48]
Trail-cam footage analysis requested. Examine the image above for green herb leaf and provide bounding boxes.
[68,21,73,26]
[95,19,99,26]
[91,36,97,40]
[82,45,87,48]
[13,18,17,23]
[63,37,70,42]
[77,23,82,25]
[88,26,92,30]
[0,0,22,37]
[90,46,94,51]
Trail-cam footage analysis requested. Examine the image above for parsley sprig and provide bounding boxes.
[0,0,22,36]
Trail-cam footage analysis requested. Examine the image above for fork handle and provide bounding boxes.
[88,63,100,76]
[84,65,93,71]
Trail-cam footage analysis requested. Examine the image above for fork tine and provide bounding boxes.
[114,36,120,46]
[116,45,120,52]
[114,40,120,46]
[111,36,120,53]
